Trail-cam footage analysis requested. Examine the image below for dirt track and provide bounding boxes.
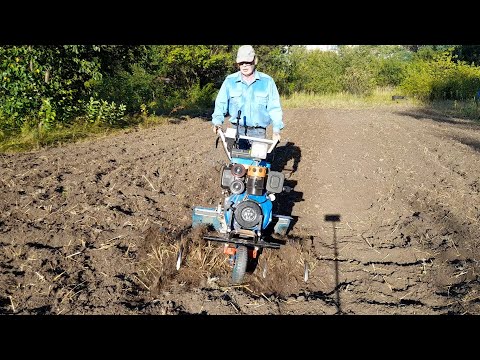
[1,106,480,315]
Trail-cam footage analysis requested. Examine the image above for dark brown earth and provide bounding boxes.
[2,106,480,315]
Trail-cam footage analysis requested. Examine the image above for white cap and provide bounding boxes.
[236,45,256,63]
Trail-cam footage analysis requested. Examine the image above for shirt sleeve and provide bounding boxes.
[267,79,284,133]
[211,79,229,126]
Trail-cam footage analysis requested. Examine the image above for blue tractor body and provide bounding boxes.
[191,114,293,283]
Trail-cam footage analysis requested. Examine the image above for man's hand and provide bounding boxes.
[213,125,221,134]
[272,132,281,144]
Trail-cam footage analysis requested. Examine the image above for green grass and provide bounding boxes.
[0,126,99,153]
[281,89,480,121]
[424,99,480,121]
[281,88,421,109]
[0,115,171,153]
[2,89,480,154]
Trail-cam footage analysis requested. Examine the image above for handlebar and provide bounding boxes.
[236,134,278,153]
[217,128,279,160]
[216,128,232,161]
[236,134,276,145]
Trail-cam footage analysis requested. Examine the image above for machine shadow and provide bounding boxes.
[247,141,303,273]
[269,141,304,231]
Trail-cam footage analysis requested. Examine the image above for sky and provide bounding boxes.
[305,45,331,50]
[305,45,338,51]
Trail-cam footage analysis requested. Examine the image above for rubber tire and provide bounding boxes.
[232,245,248,284]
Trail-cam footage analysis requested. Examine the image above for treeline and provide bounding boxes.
[1,45,480,136]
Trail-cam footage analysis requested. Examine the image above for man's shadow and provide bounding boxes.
[268,141,303,229]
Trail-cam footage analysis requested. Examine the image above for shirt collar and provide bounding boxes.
[235,70,260,83]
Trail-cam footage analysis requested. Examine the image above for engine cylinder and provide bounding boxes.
[246,165,267,195]
[245,177,264,195]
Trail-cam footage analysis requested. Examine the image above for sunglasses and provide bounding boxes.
[238,61,254,66]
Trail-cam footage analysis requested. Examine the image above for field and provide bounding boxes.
[1,106,480,314]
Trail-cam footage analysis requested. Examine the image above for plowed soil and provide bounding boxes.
[2,106,480,315]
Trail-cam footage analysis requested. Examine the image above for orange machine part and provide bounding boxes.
[224,246,236,255]
[247,165,267,178]
[223,246,257,258]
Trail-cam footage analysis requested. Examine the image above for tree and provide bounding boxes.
[0,45,147,130]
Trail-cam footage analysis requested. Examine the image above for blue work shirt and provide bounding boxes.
[211,70,284,133]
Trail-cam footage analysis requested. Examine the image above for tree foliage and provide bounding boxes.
[453,45,480,66]
[0,45,145,132]
[400,48,480,101]
[289,46,343,94]
[2,44,480,136]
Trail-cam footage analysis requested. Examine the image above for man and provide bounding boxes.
[211,45,283,145]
